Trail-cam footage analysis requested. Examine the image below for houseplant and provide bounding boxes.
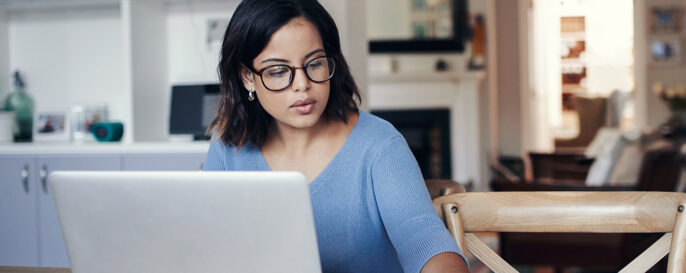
[653,81,686,132]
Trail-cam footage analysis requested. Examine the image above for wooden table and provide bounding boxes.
[0,267,70,273]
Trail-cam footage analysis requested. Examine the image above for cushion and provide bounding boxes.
[607,141,643,186]
[585,131,624,186]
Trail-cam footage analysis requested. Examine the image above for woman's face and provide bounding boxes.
[242,17,331,131]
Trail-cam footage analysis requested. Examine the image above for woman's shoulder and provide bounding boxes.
[343,110,408,160]
[205,137,263,168]
[355,110,404,141]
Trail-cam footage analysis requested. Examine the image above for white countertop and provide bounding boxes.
[0,141,211,155]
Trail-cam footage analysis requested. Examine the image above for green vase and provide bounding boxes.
[3,72,34,142]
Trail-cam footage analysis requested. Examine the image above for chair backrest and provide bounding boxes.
[433,191,686,273]
[424,179,467,200]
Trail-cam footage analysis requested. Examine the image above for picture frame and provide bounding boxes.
[34,110,70,142]
[649,37,682,67]
[71,105,108,142]
[650,6,682,35]
[368,0,467,53]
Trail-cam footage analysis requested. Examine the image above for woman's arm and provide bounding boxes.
[421,252,470,273]
[370,135,469,273]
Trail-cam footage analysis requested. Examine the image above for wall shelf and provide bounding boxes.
[369,70,485,83]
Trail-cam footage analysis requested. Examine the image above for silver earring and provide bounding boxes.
[248,91,255,101]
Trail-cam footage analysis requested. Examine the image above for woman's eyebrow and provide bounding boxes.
[303,48,325,60]
[261,58,289,64]
[260,49,325,64]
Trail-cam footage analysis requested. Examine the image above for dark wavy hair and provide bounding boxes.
[208,0,361,150]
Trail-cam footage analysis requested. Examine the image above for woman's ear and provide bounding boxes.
[240,67,256,92]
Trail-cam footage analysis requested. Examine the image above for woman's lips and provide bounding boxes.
[291,98,316,114]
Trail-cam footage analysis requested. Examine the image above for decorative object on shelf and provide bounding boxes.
[91,122,124,142]
[650,6,682,34]
[0,111,14,143]
[649,38,682,66]
[3,71,34,142]
[652,81,686,134]
[71,105,108,143]
[435,59,449,71]
[468,13,485,70]
[34,110,70,142]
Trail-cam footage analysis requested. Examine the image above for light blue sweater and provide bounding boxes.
[203,110,464,273]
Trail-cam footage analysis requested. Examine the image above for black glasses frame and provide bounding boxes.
[248,56,336,92]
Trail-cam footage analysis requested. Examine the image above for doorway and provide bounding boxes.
[528,0,635,151]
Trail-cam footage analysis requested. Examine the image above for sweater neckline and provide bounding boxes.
[256,110,365,184]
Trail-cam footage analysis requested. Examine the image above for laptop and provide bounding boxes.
[49,171,321,273]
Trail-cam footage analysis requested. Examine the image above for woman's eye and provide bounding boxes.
[267,67,289,77]
[308,60,323,68]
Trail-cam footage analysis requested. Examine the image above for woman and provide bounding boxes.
[203,0,469,272]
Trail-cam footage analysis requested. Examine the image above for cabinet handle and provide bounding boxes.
[40,165,48,194]
[21,164,29,193]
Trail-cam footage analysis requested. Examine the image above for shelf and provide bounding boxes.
[561,58,585,65]
[562,84,586,94]
[369,70,486,83]
[0,0,228,13]
[0,141,210,155]
[0,0,120,13]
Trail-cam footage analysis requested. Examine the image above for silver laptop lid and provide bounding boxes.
[49,171,321,273]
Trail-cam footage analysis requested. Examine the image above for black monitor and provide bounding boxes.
[169,84,220,140]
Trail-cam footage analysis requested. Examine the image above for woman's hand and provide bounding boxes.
[420,252,470,273]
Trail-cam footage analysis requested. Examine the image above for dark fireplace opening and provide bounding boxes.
[371,109,451,179]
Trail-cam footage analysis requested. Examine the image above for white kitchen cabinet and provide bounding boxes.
[0,155,122,267]
[0,143,209,267]
[0,156,38,266]
[122,153,205,171]
[35,155,122,267]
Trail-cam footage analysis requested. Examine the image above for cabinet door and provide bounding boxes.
[122,153,206,171]
[0,156,38,266]
[36,155,122,267]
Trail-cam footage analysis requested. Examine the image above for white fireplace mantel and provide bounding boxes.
[368,70,486,191]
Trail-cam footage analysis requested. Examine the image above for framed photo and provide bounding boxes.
[34,111,70,142]
[650,7,682,34]
[71,105,108,142]
[649,38,682,66]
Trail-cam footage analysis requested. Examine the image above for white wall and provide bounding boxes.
[0,9,9,100]
[635,0,686,128]
[494,0,523,157]
[320,0,368,109]
[8,7,127,135]
[122,0,168,142]
[166,1,238,85]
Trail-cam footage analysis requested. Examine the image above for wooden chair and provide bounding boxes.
[433,191,686,273]
[424,179,466,200]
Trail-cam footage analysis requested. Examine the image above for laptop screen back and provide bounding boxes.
[49,171,321,273]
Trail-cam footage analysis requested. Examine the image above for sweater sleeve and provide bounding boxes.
[371,136,466,273]
[202,139,226,171]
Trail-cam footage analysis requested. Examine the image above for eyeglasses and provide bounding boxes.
[249,56,335,91]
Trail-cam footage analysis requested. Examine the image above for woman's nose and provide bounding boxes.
[291,67,310,92]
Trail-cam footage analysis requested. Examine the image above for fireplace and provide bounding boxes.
[371,109,451,179]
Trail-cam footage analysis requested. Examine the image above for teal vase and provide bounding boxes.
[3,71,34,142]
